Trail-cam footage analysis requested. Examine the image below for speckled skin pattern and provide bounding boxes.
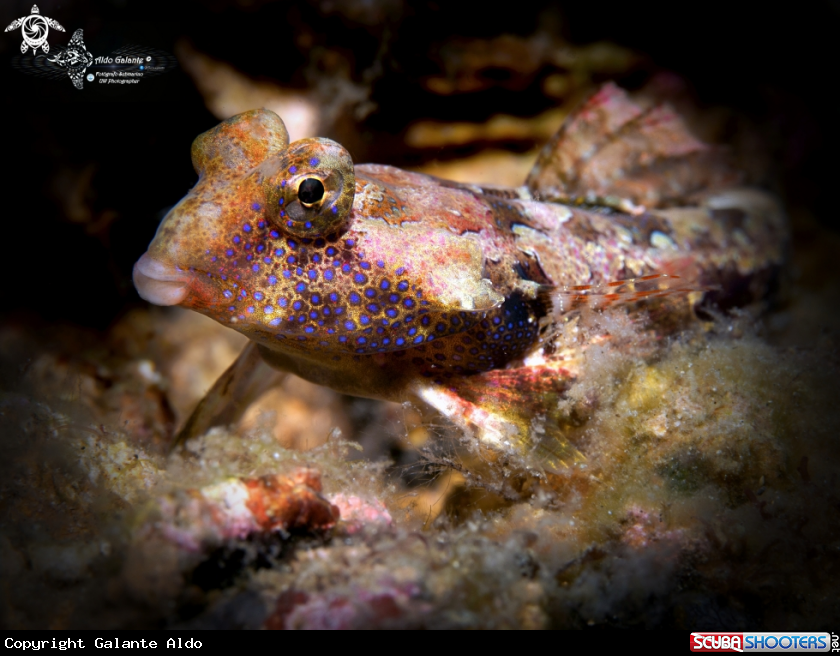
[135,85,787,466]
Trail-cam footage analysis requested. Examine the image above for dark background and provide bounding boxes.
[1,0,838,331]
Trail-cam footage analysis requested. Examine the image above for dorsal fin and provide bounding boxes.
[526,83,741,209]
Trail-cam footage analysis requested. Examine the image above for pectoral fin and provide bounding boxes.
[413,365,584,472]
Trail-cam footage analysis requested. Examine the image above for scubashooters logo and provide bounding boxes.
[4,6,176,90]
[690,632,832,652]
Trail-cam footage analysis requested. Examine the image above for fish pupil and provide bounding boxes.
[299,178,325,205]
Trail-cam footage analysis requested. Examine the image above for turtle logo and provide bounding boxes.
[4,5,65,54]
[48,29,93,89]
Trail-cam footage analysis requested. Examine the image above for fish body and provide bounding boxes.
[134,85,786,467]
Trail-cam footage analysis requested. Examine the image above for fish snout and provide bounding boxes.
[133,252,192,306]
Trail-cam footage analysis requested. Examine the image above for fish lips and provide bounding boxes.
[133,252,192,306]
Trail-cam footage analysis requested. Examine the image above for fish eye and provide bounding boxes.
[264,137,355,238]
[298,177,325,206]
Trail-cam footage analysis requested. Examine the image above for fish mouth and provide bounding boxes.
[133,252,192,306]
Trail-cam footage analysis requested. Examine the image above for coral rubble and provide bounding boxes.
[1,291,838,628]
